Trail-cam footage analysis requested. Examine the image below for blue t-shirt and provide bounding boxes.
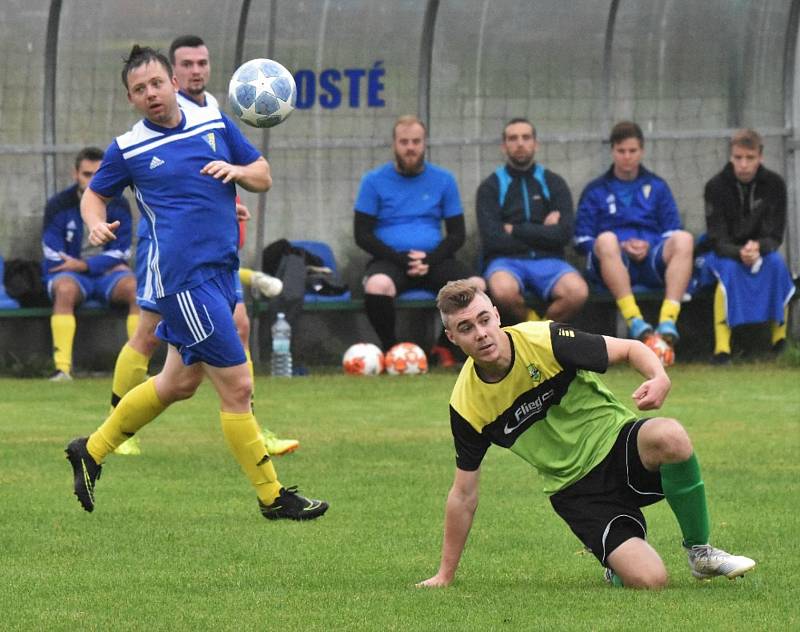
[41,183,133,278]
[354,161,463,252]
[90,105,261,297]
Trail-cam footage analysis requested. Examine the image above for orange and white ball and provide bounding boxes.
[645,334,675,368]
[342,343,384,375]
[384,342,428,375]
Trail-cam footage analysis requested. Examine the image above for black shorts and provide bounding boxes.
[364,257,476,295]
[549,420,664,566]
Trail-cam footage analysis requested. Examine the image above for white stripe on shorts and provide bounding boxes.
[177,291,208,343]
[601,513,647,565]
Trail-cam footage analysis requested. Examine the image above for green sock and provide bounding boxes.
[660,453,710,547]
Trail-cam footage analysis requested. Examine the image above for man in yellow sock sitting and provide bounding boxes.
[42,146,139,381]
[575,121,694,365]
[66,45,325,520]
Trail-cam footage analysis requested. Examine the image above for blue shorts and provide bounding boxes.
[135,235,160,313]
[587,238,667,289]
[46,269,133,306]
[484,257,577,301]
[155,271,246,368]
[137,237,244,311]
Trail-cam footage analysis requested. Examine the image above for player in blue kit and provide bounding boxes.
[575,121,694,361]
[65,45,327,521]
[42,146,139,381]
[111,34,296,457]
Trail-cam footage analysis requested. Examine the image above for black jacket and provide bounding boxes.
[704,162,787,259]
[476,164,574,264]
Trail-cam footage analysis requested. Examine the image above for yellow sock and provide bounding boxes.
[110,342,150,408]
[713,283,731,355]
[51,314,76,374]
[771,307,789,346]
[126,313,139,339]
[87,377,166,463]
[220,410,282,504]
[616,295,643,326]
[239,267,253,288]
[526,308,541,322]
[659,299,681,325]
[244,348,255,395]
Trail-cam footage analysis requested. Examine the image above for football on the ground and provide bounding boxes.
[645,334,675,368]
[384,342,428,375]
[342,343,384,376]
[228,58,296,128]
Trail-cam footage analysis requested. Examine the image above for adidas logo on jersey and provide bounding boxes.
[149,156,165,170]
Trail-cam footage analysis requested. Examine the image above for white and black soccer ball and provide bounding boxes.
[228,58,296,128]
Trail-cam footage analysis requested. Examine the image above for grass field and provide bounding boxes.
[0,364,798,631]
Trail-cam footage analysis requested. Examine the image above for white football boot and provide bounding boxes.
[685,544,756,580]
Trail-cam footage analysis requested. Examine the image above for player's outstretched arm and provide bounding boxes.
[604,336,671,410]
[201,156,271,192]
[81,188,118,246]
[417,467,480,588]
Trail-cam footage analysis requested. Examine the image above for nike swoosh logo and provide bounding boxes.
[503,416,530,435]
[81,462,95,502]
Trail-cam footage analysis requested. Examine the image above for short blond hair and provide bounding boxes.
[436,280,491,328]
[393,114,426,139]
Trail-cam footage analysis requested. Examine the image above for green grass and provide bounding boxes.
[0,365,798,631]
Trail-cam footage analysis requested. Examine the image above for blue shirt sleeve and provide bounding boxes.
[574,183,601,255]
[354,171,380,217]
[89,141,132,199]
[41,199,70,277]
[441,172,464,219]
[220,112,262,166]
[654,178,683,235]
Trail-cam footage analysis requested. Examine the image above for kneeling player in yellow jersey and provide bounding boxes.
[417,280,754,589]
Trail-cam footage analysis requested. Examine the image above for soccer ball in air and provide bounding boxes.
[384,342,428,376]
[228,58,296,128]
[342,343,384,376]
[645,334,675,368]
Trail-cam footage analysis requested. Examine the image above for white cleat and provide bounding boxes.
[49,370,73,382]
[685,544,756,580]
[251,272,283,299]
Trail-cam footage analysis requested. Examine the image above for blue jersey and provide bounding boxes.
[354,161,463,252]
[90,105,261,297]
[41,183,132,278]
[574,166,682,256]
[134,91,223,240]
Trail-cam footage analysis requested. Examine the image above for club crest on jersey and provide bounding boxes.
[643,184,652,199]
[527,363,541,382]
[203,132,216,152]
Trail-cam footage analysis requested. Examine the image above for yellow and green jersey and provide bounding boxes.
[449,321,637,494]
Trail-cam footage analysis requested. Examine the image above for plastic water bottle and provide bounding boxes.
[270,312,293,377]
